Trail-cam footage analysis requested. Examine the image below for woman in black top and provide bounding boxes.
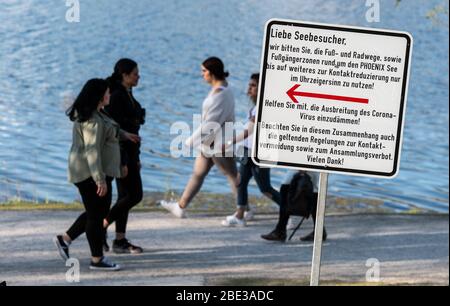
[104,58,146,254]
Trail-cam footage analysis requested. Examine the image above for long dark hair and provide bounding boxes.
[202,57,229,80]
[106,58,138,91]
[250,73,260,83]
[66,79,109,122]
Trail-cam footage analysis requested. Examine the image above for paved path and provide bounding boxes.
[0,211,448,286]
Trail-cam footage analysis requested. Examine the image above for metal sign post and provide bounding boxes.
[310,172,328,286]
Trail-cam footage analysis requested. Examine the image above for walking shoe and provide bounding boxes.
[160,200,186,218]
[261,230,287,242]
[89,257,121,271]
[222,215,246,227]
[300,228,328,242]
[112,239,143,254]
[53,235,70,261]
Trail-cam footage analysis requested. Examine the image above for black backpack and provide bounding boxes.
[286,171,314,218]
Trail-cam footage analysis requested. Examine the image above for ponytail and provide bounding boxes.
[202,57,229,81]
[107,58,138,91]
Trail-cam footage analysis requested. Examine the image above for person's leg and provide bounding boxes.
[97,177,113,243]
[76,178,109,261]
[64,176,110,243]
[261,184,289,242]
[220,157,248,227]
[54,180,91,261]
[65,213,87,243]
[235,160,253,219]
[300,193,327,241]
[78,178,120,270]
[178,154,214,209]
[275,185,290,233]
[106,162,143,237]
[222,159,252,221]
[252,165,281,206]
[104,174,143,254]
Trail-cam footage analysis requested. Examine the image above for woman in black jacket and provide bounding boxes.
[103,58,146,254]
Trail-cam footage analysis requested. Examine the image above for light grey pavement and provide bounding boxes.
[0,211,448,286]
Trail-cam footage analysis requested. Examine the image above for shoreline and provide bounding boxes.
[0,191,446,215]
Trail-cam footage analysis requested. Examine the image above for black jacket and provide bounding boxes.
[105,83,145,165]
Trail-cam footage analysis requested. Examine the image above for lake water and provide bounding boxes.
[0,0,448,213]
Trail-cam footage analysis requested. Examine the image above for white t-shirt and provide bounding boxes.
[243,106,257,150]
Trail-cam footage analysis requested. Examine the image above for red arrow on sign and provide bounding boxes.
[286,84,369,104]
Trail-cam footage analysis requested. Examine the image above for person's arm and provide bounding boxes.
[118,129,141,143]
[222,116,255,151]
[185,123,202,148]
[234,117,255,145]
[81,120,106,187]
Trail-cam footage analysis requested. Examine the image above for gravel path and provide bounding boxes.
[0,211,448,286]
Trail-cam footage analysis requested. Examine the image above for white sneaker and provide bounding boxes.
[243,209,255,221]
[160,200,186,219]
[287,216,302,230]
[222,215,247,227]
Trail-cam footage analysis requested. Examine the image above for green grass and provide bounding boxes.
[0,200,84,211]
[0,191,274,214]
[0,191,435,215]
[207,277,436,286]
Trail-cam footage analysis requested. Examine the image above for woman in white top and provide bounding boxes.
[221,74,281,227]
[161,57,239,218]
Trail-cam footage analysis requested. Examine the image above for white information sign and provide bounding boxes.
[253,19,413,178]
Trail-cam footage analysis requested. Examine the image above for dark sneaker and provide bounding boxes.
[53,235,70,261]
[112,239,143,254]
[89,257,121,271]
[300,229,328,242]
[261,230,287,242]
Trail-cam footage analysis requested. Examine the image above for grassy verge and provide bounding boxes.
[0,191,436,215]
[207,277,437,286]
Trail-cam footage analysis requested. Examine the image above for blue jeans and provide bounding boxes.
[237,148,281,208]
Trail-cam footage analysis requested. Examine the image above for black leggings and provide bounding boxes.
[106,161,143,234]
[66,177,113,258]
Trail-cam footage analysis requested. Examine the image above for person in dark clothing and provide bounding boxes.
[261,171,327,242]
[103,58,146,254]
